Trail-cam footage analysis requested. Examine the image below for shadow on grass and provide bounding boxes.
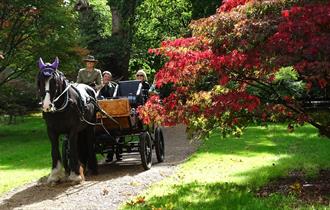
[0,163,144,210]
[198,125,330,185]
[132,182,293,210]
[124,125,330,209]
[201,125,325,154]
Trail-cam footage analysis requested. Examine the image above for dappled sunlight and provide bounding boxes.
[182,125,330,187]
[179,153,291,184]
[0,162,49,170]
[253,141,277,147]
[142,181,290,210]
[29,112,42,117]
[265,131,320,140]
[121,124,330,209]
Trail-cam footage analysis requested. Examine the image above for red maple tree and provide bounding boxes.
[139,0,330,138]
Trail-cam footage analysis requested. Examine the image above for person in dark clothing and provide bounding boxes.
[135,69,150,103]
[98,71,116,99]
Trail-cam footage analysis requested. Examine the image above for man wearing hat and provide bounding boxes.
[98,71,116,99]
[77,55,102,90]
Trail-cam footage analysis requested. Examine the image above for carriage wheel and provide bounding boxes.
[115,137,124,161]
[139,132,152,170]
[115,148,122,160]
[154,127,165,163]
[105,150,114,162]
[61,136,70,175]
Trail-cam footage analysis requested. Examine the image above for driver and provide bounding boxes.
[76,55,102,91]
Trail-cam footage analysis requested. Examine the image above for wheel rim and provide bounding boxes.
[155,127,165,162]
[140,132,152,169]
[145,135,152,163]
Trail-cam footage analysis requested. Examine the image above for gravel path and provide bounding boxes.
[0,125,198,210]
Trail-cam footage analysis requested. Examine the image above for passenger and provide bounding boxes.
[76,55,102,91]
[98,71,116,99]
[135,69,150,103]
[0,51,4,60]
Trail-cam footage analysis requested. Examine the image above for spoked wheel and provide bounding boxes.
[139,132,152,170]
[61,136,70,175]
[154,127,165,163]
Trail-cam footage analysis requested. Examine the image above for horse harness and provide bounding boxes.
[42,70,118,127]
[41,70,91,121]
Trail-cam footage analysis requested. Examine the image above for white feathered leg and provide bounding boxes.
[68,171,83,183]
[47,161,65,184]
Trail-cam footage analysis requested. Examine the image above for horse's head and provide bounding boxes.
[37,57,65,112]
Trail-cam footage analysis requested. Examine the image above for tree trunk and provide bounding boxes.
[106,0,138,80]
[75,0,139,80]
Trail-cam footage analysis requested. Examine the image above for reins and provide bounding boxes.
[40,70,119,132]
[69,84,120,129]
[52,82,71,112]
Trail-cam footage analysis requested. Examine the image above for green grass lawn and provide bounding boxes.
[1,115,330,209]
[122,124,330,210]
[0,114,50,196]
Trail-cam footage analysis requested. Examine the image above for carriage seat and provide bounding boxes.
[113,80,143,107]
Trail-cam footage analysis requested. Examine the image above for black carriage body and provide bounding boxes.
[93,80,165,169]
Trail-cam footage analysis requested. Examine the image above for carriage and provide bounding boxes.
[38,57,164,183]
[93,80,165,169]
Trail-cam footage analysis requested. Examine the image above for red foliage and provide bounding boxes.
[267,2,330,87]
[142,0,330,136]
[218,0,252,12]
[209,91,260,115]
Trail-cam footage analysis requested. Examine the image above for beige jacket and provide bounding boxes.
[76,68,102,90]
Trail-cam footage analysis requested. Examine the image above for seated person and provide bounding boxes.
[135,69,150,103]
[76,55,103,91]
[98,71,116,99]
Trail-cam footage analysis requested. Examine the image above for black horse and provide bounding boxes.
[37,57,98,184]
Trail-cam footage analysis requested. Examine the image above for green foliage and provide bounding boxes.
[274,66,298,81]
[245,0,297,19]
[77,0,112,43]
[90,0,112,37]
[130,0,192,80]
[0,0,81,85]
[75,0,113,73]
[274,67,306,99]
[0,79,39,123]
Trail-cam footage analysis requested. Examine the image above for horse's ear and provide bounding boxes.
[51,57,59,69]
[38,58,45,70]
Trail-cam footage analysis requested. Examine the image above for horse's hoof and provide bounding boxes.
[68,172,84,183]
[47,161,65,184]
[47,171,64,184]
[47,176,60,185]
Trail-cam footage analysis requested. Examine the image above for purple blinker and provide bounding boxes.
[38,57,60,77]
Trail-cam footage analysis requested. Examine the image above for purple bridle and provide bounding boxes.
[38,57,59,76]
[38,57,70,112]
